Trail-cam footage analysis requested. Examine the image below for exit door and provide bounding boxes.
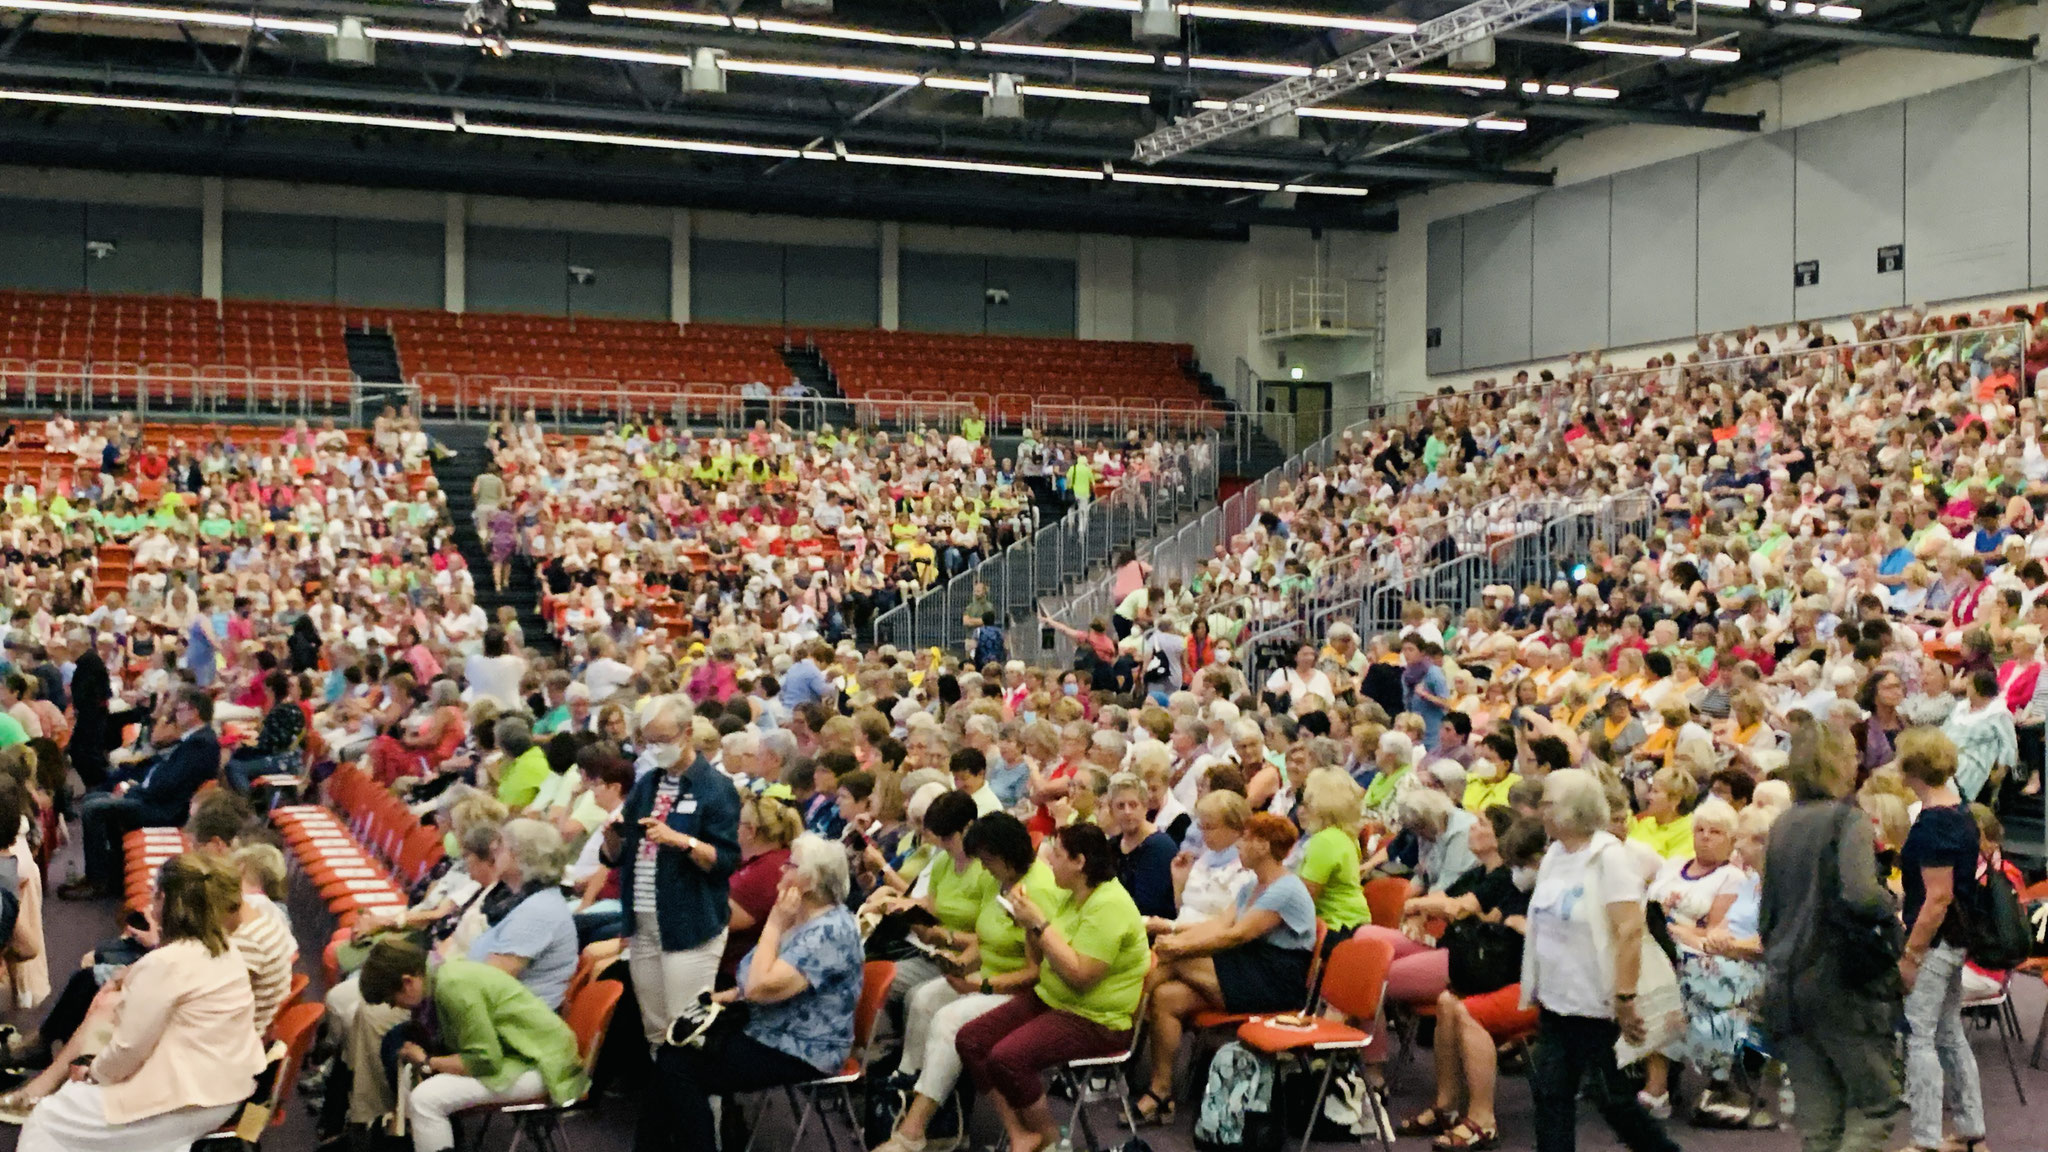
[1260,380,1331,454]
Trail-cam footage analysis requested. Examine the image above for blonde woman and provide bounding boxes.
[1294,768,1371,941]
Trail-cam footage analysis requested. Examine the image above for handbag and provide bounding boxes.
[1442,917,1522,997]
[1820,805,1904,990]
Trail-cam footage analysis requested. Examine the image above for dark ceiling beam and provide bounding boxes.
[1694,10,2035,55]
[0,117,1401,233]
[0,58,1555,183]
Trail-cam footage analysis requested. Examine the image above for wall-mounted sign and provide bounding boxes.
[1793,260,1819,288]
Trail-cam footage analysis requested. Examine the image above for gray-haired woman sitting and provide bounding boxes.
[634,832,864,1152]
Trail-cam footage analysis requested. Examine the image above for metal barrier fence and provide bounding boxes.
[872,435,1218,657]
[0,367,414,425]
[482,384,980,438]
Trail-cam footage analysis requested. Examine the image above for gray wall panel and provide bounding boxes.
[1697,136,1794,333]
[1424,217,1463,374]
[467,226,568,316]
[691,239,784,326]
[0,200,84,292]
[784,245,879,330]
[1609,155,1697,347]
[334,218,443,309]
[1459,200,1533,368]
[566,231,669,319]
[224,212,335,304]
[1905,71,2028,303]
[1530,180,1610,359]
[1793,102,1904,318]
[902,251,991,334]
[986,256,1077,337]
[83,205,201,297]
[2032,65,2048,289]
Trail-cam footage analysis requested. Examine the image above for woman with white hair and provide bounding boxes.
[469,818,579,1011]
[1522,769,1682,1152]
[1637,798,1744,1121]
[637,833,863,1152]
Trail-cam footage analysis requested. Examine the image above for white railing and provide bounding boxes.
[1259,277,1375,339]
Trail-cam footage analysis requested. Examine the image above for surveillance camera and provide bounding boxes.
[985,288,1010,305]
[568,265,597,286]
[85,240,115,260]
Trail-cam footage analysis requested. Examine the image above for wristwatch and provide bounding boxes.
[981,977,994,995]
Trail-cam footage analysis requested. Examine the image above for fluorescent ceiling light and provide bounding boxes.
[922,76,991,93]
[719,59,923,84]
[1571,84,1620,98]
[514,37,694,65]
[1814,4,1861,16]
[1575,39,1686,55]
[464,121,804,156]
[1113,171,1279,190]
[1688,45,1741,60]
[978,41,1155,63]
[1173,55,1315,76]
[1388,72,1509,90]
[364,27,482,46]
[842,152,1103,178]
[0,0,331,32]
[1017,84,1152,104]
[0,87,455,130]
[753,18,957,47]
[1284,184,1372,197]
[1176,4,1415,33]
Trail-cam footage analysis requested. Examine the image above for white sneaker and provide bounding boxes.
[1636,1090,1671,1120]
[871,1132,927,1152]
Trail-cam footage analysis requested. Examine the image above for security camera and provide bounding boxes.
[85,240,115,260]
[985,287,1010,306]
[568,266,597,286]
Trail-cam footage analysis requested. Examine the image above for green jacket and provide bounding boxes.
[434,960,587,1104]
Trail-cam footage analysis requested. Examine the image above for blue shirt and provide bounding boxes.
[1238,872,1318,951]
[779,660,832,710]
[739,905,863,1073]
[1409,664,1449,749]
[468,887,579,1010]
[989,757,1030,808]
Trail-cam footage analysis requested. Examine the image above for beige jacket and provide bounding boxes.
[91,939,268,1125]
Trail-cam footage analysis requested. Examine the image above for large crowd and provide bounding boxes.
[0,302,2030,1152]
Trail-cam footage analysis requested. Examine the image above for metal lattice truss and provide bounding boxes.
[1133,0,1570,163]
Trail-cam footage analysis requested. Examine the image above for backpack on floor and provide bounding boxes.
[1276,1054,1386,1143]
[1191,1040,1280,1152]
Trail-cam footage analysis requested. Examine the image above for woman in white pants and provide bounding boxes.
[361,938,586,1152]
[876,811,1066,1152]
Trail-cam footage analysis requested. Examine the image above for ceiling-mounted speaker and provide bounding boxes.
[984,73,1024,119]
[326,16,375,65]
[1449,37,1496,68]
[685,47,727,93]
[1132,0,1178,41]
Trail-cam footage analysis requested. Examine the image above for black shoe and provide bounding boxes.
[55,878,110,902]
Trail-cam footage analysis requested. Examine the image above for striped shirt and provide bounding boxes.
[634,773,683,916]
[233,894,297,1035]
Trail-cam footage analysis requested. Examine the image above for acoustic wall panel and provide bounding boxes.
[1793,101,1904,318]
[1905,70,2028,304]
[1424,217,1463,375]
[784,245,879,330]
[2032,64,2048,288]
[1529,180,1610,359]
[566,231,670,319]
[1608,155,1697,347]
[334,218,443,310]
[1697,135,1794,333]
[82,205,201,297]
[466,226,568,316]
[900,251,986,334]
[985,256,1077,337]
[691,239,784,326]
[0,200,85,292]
[1459,200,1533,368]
[224,212,335,304]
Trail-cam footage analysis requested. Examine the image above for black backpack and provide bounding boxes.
[1963,860,2032,972]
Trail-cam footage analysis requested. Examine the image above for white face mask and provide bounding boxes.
[649,742,683,768]
[1511,866,1539,892]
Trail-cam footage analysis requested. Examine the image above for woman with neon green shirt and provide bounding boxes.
[876,789,990,1007]
[957,824,1148,1152]
[1296,768,1373,937]
[877,811,1069,1152]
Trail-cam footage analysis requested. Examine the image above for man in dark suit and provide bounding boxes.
[61,686,219,900]
[64,633,113,790]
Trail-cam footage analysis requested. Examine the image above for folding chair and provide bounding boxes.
[1235,934,1397,1152]
[743,959,895,1152]
[1965,970,2027,1102]
[461,978,625,1152]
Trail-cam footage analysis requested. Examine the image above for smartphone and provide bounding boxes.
[846,829,869,851]
[995,894,1017,920]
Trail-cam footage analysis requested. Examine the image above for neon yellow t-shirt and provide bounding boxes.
[927,854,995,934]
[1299,825,1370,930]
[976,861,1068,978]
[1629,813,1695,860]
[1037,879,1148,1031]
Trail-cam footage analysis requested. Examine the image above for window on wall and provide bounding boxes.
[466,226,671,319]
[900,251,1076,337]
[691,239,879,329]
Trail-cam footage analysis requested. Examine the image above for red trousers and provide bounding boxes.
[955,991,1131,1110]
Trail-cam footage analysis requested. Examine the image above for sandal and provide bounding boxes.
[1433,1119,1500,1151]
[1396,1107,1460,1137]
[1940,1139,1990,1152]
[1132,1091,1176,1127]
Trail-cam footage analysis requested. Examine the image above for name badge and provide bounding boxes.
[676,799,699,815]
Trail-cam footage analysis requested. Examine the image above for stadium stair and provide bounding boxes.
[779,343,855,425]
[1191,365,1289,478]
[343,325,404,385]
[431,421,555,655]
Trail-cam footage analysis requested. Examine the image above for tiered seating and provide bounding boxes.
[395,312,787,415]
[0,290,357,408]
[810,329,1210,428]
[121,825,190,916]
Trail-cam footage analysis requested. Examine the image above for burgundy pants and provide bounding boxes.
[955,991,1131,1110]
